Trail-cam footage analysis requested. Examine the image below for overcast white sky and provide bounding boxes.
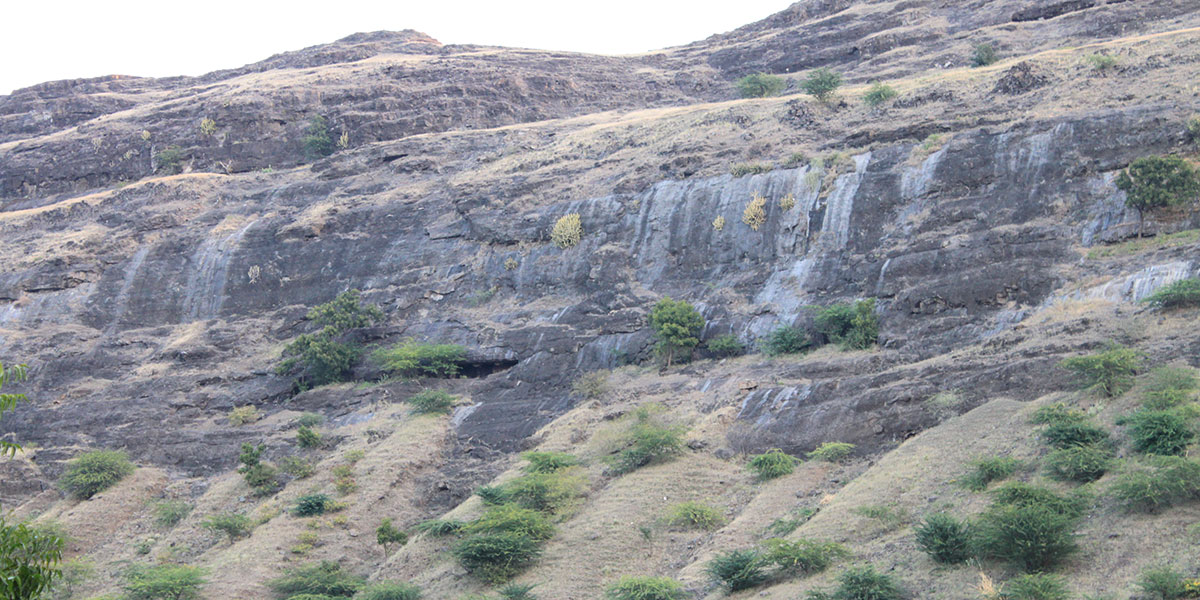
[1,0,794,95]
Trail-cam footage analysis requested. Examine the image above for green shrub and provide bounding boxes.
[303,115,336,160]
[1189,115,1200,143]
[123,564,206,600]
[829,565,904,600]
[355,582,421,600]
[297,412,326,427]
[309,289,383,330]
[604,576,687,600]
[664,501,725,530]
[58,449,136,499]
[914,513,971,564]
[1041,420,1111,450]
[762,326,810,356]
[296,425,323,449]
[649,297,705,366]
[1144,278,1200,310]
[1004,573,1070,600]
[452,532,543,583]
[154,146,185,175]
[412,519,464,537]
[990,482,1090,519]
[1122,409,1196,456]
[278,333,361,386]
[801,68,842,104]
[813,300,878,350]
[1137,566,1189,600]
[736,73,786,98]
[373,340,467,378]
[463,504,556,541]
[706,549,767,591]
[972,43,999,67]
[1084,53,1118,71]
[228,405,262,426]
[973,503,1078,572]
[281,456,317,478]
[497,582,538,600]
[1110,455,1200,512]
[521,451,580,473]
[862,82,898,107]
[766,507,818,536]
[706,334,745,357]
[731,163,773,177]
[959,456,1021,491]
[407,389,456,415]
[607,406,686,475]
[202,512,252,541]
[1140,366,1199,409]
[763,538,850,575]
[747,449,799,479]
[151,499,192,529]
[808,442,855,463]
[267,561,364,598]
[0,515,64,600]
[294,494,333,517]
[376,518,408,553]
[1116,155,1200,236]
[550,213,583,249]
[572,371,609,399]
[475,471,585,514]
[1029,403,1087,425]
[1044,444,1113,483]
[1060,345,1144,397]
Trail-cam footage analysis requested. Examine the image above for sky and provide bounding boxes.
[1,0,795,95]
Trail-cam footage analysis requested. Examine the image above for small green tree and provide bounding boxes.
[801,68,842,104]
[862,82,898,107]
[1116,155,1200,237]
[302,115,336,160]
[648,297,705,366]
[736,73,786,98]
[971,43,999,67]
[376,518,408,554]
[914,514,971,564]
[814,300,878,350]
[122,564,207,600]
[297,426,323,449]
[308,289,384,330]
[278,290,383,387]
[0,516,64,600]
[237,442,280,496]
[1058,345,1143,397]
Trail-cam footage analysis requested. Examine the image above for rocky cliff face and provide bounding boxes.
[1,0,1200,577]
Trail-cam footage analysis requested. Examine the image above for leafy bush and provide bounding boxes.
[604,576,687,600]
[1044,445,1113,483]
[376,518,408,553]
[1041,420,1110,449]
[650,297,705,366]
[762,326,810,356]
[706,549,767,591]
[747,449,798,480]
[572,371,609,399]
[1116,155,1200,236]
[706,334,745,357]
[373,340,467,379]
[228,405,262,426]
[1122,409,1196,456]
[972,43,999,67]
[303,115,336,160]
[123,564,206,600]
[1110,455,1200,512]
[1004,573,1070,600]
[463,504,556,541]
[1137,566,1189,600]
[607,406,686,475]
[1084,53,1118,71]
[830,565,904,600]
[990,482,1089,519]
[412,519,464,537]
[862,82,898,107]
[973,503,1078,572]
[1144,278,1200,310]
[202,512,252,541]
[267,561,364,598]
[550,213,583,249]
[959,456,1021,491]
[801,68,842,104]
[521,451,580,473]
[58,449,135,499]
[763,538,850,575]
[152,499,192,528]
[664,501,725,530]
[154,146,185,175]
[914,513,971,564]
[737,73,786,98]
[355,582,421,600]
[308,289,384,330]
[808,442,855,463]
[407,389,456,415]
[1029,403,1087,425]
[281,456,317,478]
[452,532,543,583]
[493,471,585,514]
[279,333,360,387]
[0,515,64,600]
[814,300,878,350]
[1140,366,1199,409]
[298,425,323,449]
[294,494,333,517]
